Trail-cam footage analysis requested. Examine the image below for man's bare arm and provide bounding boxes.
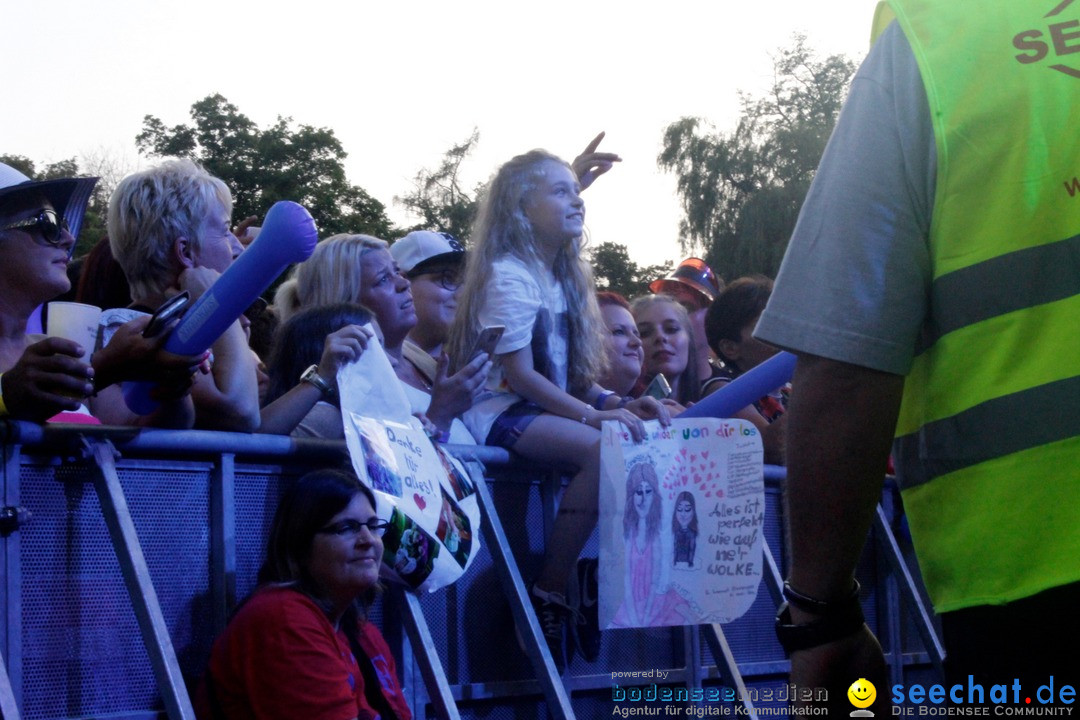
[782,353,904,711]
[785,353,904,599]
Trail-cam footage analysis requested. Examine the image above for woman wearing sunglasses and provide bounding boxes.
[0,162,203,423]
[199,468,412,719]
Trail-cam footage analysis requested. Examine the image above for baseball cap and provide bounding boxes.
[390,230,465,276]
[0,161,98,240]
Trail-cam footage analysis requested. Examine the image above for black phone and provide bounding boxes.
[142,291,190,338]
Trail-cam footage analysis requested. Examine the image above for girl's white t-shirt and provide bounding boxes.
[462,256,568,444]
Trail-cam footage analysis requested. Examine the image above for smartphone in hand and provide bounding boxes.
[457,325,503,372]
[142,291,190,338]
[643,373,672,400]
[470,325,504,359]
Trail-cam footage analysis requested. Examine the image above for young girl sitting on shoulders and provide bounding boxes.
[448,149,669,666]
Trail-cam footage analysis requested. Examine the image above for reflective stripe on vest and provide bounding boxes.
[878,0,1080,612]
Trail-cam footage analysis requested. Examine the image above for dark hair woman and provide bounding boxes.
[703,276,787,464]
[199,468,412,719]
[259,303,374,437]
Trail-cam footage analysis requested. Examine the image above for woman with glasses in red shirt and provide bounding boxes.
[199,469,412,720]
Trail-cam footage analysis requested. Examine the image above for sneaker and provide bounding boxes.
[569,558,602,661]
[525,584,577,673]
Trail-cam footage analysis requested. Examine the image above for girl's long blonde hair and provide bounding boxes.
[448,150,606,395]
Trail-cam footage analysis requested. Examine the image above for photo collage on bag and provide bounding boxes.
[360,430,403,497]
[435,487,472,568]
[435,445,475,501]
[381,507,440,588]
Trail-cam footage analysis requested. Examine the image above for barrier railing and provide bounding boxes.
[0,421,942,720]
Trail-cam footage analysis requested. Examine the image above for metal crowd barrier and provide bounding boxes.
[0,421,943,719]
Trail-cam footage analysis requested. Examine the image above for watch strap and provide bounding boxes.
[774,599,865,655]
[300,364,334,399]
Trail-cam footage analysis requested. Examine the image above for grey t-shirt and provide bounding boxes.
[755,22,936,376]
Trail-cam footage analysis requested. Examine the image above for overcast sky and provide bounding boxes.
[2,0,879,270]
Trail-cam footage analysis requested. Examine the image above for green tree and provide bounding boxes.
[136,93,395,239]
[590,241,638,296]
[589,241,673,299]
[0,154,35,178]
[396,129,482,243]
[658,35,857,279]
[75,147,140,257]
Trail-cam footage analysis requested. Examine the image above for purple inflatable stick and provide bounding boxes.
[679,351,796,419]
[124,201,318,414]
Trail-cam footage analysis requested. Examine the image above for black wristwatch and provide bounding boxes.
[300,364,335,400]
[774,580,864,656]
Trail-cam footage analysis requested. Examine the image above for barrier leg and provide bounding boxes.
[210,453,236,637]
[466,462,575,720]
[86,440,195,720]
[2,443,22,711]
[0,647,19,720]
[700,624,757,719]
[873,505,946,675]
[685,625,702,692]
[392,586,461,720]
[762,538,784,607]
[882,571,905,689]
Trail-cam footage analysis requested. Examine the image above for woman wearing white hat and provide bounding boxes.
[389,230,465,389]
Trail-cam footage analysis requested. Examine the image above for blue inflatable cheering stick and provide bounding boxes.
[124,201,318,415]
[679,351,796,419]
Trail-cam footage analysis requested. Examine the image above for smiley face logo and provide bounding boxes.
[848,678,876,709]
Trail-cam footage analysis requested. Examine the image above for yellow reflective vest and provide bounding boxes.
[873,0,1080,612]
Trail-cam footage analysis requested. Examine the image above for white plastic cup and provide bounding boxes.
[46,302,103,354]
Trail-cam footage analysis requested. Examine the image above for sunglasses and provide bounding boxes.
[1,209,71,249]
[317,518,391,538]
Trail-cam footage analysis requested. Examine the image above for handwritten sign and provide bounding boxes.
[339,333,481,593]
[598,419,764,628]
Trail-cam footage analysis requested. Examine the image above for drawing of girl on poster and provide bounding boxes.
[613,461,694,627]
[671,491,699,569]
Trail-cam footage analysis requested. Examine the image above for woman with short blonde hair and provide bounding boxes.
[108,159,233,300]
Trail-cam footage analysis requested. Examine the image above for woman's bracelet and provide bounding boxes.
[593,391,616,410]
